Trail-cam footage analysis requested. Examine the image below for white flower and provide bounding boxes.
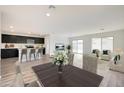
[53,51,69,65]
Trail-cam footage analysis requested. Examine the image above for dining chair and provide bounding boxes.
[11,61,40,87]
[83,54,98,74]
[68,53,74,65]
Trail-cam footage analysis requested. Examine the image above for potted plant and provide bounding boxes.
[66,45,72,54]
[53,51,68,73]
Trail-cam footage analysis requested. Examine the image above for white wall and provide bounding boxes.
[69,30,124,54]
[45,35,50,55]
[0,12,1,78]
[49,34,69,56]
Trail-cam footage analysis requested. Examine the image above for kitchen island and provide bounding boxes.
[1,47,45,62]
[18,47,45,62]
[1,48,19,59]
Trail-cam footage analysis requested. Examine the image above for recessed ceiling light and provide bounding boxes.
[9,26,14,29]
[46,13,50,17]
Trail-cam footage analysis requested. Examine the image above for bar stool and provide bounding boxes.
[29,48,36,61]
[36,48,42,59]
[21,49,27,62]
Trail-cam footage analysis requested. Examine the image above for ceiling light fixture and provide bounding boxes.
[46,13,50,17]
[49,5,56,9]
[45,5,56,17]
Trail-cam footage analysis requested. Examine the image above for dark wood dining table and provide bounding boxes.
[32,63,103,87]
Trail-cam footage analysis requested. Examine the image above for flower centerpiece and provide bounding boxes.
[53,51,68,73]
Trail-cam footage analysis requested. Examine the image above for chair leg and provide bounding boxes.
[26,55,27,62]
[21,54,23,62]
[36,53,38,59]
[34,54,36,60]
[29,54,31,61]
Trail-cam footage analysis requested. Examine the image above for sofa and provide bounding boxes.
[100,50,111,61]
[109,54,124,73]
[91,49,100,58]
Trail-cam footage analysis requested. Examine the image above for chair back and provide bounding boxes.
[102,50,111,55]
[83,54,98,74]
[68,53,74,65]
[92,49,100,57]
[21,49,27,54]
[30,49,35,54]
[37,48,42,53]
[11,61,24,87]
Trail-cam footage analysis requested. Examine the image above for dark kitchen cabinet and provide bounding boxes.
[43,47,45,55]
[2,34,44,44]
[1,49,19,59]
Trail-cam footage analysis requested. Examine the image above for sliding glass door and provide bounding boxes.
[72,40,83,54]
[72,40,83,68]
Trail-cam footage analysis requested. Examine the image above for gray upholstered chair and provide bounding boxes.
[68,53,74,65]
[29,49,36,61]
[83,54,98,74]
[92,49,100,57]
[101,50,111,61]
[11,61,40,87]
[21,49,27,62]
[25,81,40,87]
[10,62,24,87]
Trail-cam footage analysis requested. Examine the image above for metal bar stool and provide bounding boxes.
[29,48,36,61]
[36,48,43,59]
[21,49,27,62]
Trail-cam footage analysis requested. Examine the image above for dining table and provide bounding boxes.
[32,63,103,87]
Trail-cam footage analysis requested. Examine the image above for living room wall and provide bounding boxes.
[69,30,124,54]
[49,34,69,56]
[0,12,1,78]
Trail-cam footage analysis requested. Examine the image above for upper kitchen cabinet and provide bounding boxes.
[2,34,44,44]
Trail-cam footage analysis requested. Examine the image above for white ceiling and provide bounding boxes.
[0,5,124,37]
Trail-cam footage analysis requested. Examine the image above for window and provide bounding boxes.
[92,37,113,52]
[77,40,83,53]
[92,38,102,51]
[72,40,78,53]
[102,37,113,52]
[72,40,83,53]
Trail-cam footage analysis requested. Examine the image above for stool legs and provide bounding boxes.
[36,52,42,59]
[29,53,36,61]
[21,54,27,62]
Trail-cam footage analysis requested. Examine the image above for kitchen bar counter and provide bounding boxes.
[1,47,45,61]
[18,47,45,62]
[1,48,19,59]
